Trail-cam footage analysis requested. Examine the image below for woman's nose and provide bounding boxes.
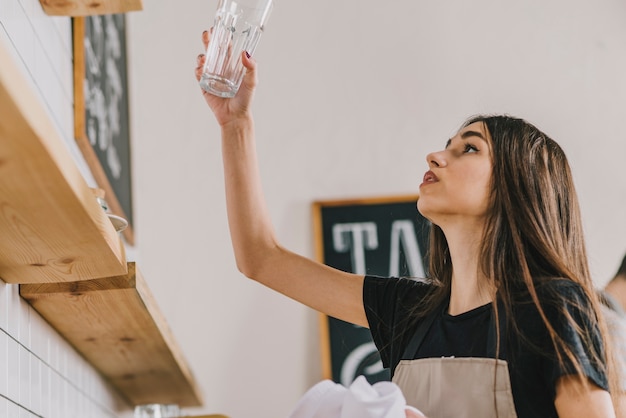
[426,151,446,168]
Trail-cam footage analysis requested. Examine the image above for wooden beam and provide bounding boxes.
[0,38,127,284]
[39,0,143,16]
[20,263,204,407]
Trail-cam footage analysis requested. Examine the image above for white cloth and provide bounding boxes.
[287,375,424,418]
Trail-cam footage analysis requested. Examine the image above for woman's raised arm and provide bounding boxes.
[195,32,367,327]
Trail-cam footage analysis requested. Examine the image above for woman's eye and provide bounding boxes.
[463,143,479,153]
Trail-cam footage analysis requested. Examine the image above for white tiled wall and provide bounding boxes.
[0,284,132,417]
[0,0,133,416]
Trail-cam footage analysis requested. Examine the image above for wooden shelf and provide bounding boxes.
[0,37,127,284]
[39,0,143,16]
[20,262,204,407]
[1,20,201,410]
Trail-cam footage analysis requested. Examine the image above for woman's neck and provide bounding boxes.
[444,223,494,316]
[448,278,493,315]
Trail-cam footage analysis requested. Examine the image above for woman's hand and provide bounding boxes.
[194,29,258,128]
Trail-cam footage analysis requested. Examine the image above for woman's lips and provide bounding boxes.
[420,170,439,188]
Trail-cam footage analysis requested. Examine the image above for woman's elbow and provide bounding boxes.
[232,242,278,281]
[234,257,258,279]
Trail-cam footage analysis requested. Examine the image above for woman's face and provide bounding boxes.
[417,121,493,228]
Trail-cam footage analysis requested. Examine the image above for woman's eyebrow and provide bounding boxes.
[460,130,487,141]
[445,130,486,148]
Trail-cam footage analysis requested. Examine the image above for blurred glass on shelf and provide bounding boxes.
[134,404,180,418]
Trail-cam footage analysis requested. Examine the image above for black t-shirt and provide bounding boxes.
[363,275,609,418]
[416,301,493,359]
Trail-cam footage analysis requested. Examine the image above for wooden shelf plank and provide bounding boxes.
[20,262,204,407]
[39,0,143,16]
[0,38,127,284]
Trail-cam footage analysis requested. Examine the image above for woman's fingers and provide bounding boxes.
[239,51,258,92]
[241,51,256,71]
[195,54,205,81]
[202,29,210,50]
[197,30,210,82]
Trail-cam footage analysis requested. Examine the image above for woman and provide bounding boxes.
[194,31,621,417]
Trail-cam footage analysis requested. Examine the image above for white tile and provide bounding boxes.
[0,281,8,331]
[61,377,69,418]
[68,384,81,417]
[29,354,41,415]
[40,363,50,418]
[0,0,16,24]
[2,2,36,75]
[32,39,62,121]
[49,372,61,418]
[66,352,77,389]
[32,7,72,57]
[59,71,75,138]
[7,400,20,418]
[31,0,47,19]
[19,345,30,410]
[48,332,60,371]
[58,343,68,380]
[52,17,73,54]
[17,297,30,350]
[7,336,19,401]
[86,371,98,401]
[46,26,70,82]
[19,407,32,418]
[0,331,7,396]
[17,0,34,16]
[6,284,19,339]
[28,308,47,361]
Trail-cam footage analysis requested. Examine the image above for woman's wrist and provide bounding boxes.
[220,114,254,137]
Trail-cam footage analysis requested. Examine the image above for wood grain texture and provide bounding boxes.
[0,37,127,284]
[39,0,143,16]
[20,263,204,407]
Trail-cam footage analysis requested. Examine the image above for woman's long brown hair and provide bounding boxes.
[418,114,622,414]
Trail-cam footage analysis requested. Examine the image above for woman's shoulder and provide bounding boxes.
[364,275,435,294]
[364,275,437,309]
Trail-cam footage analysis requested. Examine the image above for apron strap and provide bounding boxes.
[400,301,446,360]
[486,300,506,358]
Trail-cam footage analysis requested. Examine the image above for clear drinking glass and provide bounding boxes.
[199,0,273,98]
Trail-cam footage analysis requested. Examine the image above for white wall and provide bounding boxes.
[0,0,133,416]
[127,1,626,417]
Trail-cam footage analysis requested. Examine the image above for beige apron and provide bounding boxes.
[392,303,518,418]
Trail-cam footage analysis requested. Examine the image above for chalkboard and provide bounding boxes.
[312,195,431,386]
[73,15,134,245]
